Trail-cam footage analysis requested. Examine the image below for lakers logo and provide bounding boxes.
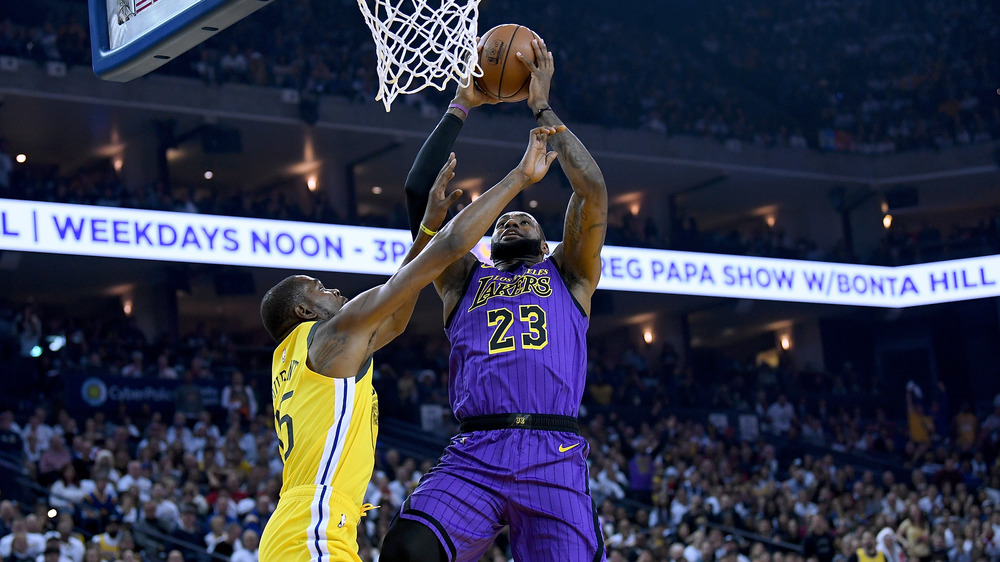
[469,274,552,311]
[514,415,527,425]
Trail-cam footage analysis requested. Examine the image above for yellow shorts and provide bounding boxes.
[259,486,363,562]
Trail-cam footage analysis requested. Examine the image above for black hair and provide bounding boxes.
[260,275,306,342]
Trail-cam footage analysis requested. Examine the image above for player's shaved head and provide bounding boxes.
[260,275,308,342]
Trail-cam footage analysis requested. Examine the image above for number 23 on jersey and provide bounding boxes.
[487,304,548,354]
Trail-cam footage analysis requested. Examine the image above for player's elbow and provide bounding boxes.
[427,225,469,260]
[403,173,433,198]
[588,176,608,197]
[381,321,405,344]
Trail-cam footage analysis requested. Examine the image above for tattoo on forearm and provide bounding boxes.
[566,205,582,238]
[538,113,599,177]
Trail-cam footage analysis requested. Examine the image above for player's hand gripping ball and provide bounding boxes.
[475,24,542,103]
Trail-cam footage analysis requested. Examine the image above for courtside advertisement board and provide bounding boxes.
[1,199,997,308]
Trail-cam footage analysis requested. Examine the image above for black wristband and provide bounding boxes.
[534,106,552,120]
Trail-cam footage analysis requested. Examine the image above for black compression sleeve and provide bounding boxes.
[404,113,465,239]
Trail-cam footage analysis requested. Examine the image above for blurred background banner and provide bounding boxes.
[62,372,225,416]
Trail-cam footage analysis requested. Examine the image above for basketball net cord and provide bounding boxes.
[357,0,483,112]
[116,0,135,24]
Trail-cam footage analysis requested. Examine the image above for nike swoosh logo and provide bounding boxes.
[558,443,580,453]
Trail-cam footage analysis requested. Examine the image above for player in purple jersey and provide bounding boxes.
[381,37,609,562]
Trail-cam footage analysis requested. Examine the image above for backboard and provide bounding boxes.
[89,0,273,82]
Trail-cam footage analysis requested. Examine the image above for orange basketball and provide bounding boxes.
[475,24,541,103]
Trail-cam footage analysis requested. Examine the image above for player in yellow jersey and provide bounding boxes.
[258,126,562,561]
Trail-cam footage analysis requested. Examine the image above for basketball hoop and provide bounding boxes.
[357,0,483,112]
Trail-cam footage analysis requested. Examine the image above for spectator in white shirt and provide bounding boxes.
[683,529,706,562]
[596,456,630,495]
[388,458,420,502]
[589,462,625,505]
[670,488,691,527]
[766,393,796,435]
[193,410,221,442]
[23,432,43,465]
[164,413,192,447]
[0,519,45,559]
[154,353,178,379]
[120,351,145,377]
[116,461,152,503]
[21,408,54,454]
[204,515,228,554]
[50,464,86,510]
[793,489,819,518]
[219,44,249,82]
[44,514,86,562]
[365,472,402,522]
[221,370,257,423]
[230,529,259,562]
[183,424,208,455]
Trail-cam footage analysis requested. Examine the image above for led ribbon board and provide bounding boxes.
[1,199,997,308]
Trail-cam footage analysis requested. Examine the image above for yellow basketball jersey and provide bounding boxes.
[856,548,887,562]
[260,321,379,561]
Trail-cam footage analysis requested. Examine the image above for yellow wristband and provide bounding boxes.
[419,223,437,237]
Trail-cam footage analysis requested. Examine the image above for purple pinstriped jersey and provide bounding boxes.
[445,258,589,420]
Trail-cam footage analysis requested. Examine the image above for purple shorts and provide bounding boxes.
[396,428,606,562]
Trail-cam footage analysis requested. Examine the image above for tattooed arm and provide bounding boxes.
[518,39,608,314]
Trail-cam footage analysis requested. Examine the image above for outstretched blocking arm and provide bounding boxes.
[518,39,608,312]
[404,52,497,238]
[311,128,560,374]
[372,161,464,350]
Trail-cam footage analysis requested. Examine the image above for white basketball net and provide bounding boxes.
[357,0,483,112]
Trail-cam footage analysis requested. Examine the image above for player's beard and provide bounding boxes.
[491,237,543,262]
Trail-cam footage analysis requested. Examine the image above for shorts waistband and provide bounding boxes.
[458,414,580,434]
[281,485,360,518]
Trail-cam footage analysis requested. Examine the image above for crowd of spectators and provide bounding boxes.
[3,298,999,561]
[2,0,999,154]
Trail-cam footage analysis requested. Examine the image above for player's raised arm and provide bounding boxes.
[371,157,464,350]
[311,127,560,372]
[403,47,497,239]
[517,39,608,311]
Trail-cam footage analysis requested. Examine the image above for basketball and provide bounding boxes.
[475,24,541,102]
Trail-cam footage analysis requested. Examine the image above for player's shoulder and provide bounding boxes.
[276,322,317,358]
